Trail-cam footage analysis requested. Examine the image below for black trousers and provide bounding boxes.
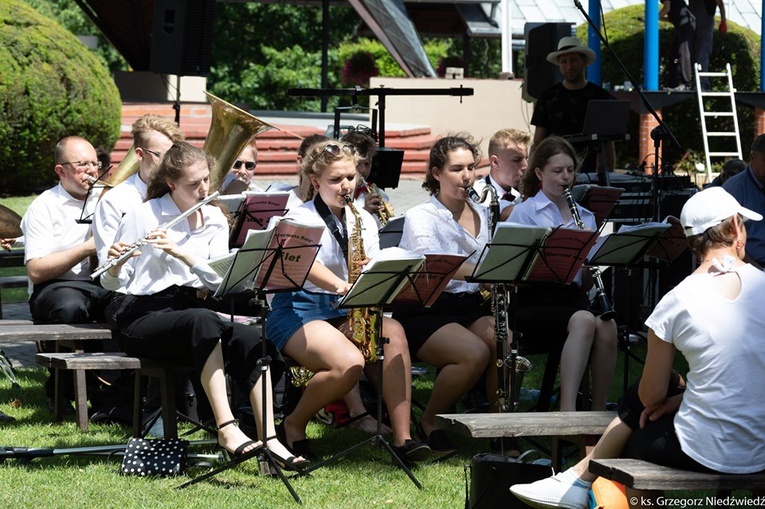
[617,381,715,473]
[106,286,284,398]
[29,279,115,401]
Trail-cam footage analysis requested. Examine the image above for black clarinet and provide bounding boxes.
[563,188,616,321]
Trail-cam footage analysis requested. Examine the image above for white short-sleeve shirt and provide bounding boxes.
[645,263,765,474]
[21,183,101,282]
[399,195,490,294]
[285,198,379,295]
[93,173,147,265]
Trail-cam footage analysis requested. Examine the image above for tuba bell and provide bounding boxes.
[104,142,140,190]
[203,92,278,192]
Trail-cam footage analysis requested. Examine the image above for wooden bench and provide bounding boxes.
[0,275,28,319]
[436,411,616,470]
[36,351,185,439]
[590,459,765,502]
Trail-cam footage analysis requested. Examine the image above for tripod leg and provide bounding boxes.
[378,436,423,489]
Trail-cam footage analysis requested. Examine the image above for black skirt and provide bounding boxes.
[105,285,283,395]
[392,291,490,360]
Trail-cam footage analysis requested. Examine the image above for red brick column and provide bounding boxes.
[755,107,765,138]
[639,110,662,174]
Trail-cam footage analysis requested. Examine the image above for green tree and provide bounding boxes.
[0,0,121,194]
[21,0,128,73]
[576,6,760,169]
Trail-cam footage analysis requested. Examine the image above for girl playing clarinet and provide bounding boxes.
[508,136,617,411]
[393,135,497,453]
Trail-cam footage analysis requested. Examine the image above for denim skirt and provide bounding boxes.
[266,290,346,350]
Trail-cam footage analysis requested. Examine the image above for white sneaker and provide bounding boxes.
[509,471,590,509]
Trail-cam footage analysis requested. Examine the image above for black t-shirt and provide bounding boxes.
[530,81,615,171]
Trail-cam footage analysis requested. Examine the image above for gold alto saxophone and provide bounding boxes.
[358,175,394,226]
[344,194,381,363]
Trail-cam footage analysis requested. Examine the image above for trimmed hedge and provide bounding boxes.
[0,0,121,195]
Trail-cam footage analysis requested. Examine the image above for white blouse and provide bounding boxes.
[285,198,380,295]
[399,195,490,294]
[100,194,229,295]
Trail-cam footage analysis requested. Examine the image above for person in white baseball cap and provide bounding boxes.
[681,186,763,237]
[511,186,765,509]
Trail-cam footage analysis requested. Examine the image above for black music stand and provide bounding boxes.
[302,253,463,488]
[470,223,599,411]
[179,224,321,504]
[587,219,687,392]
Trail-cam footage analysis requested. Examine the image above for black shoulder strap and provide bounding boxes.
[313,194,348,258]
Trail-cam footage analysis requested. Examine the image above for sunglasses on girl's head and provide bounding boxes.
[324,144,357,157]
[233,160,256,170]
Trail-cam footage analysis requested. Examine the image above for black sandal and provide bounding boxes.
[393,439,431,464]
[276,421,317,461]
[217,419,261,459]
[265,436,311,471]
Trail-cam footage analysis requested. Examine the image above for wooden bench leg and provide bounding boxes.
[73,368,89,431]
[158,369,178,439]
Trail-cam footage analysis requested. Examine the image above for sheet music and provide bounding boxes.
[213,217,322,298]
[230,191,290,248]
[337,248,425,308]
[571,184,624,228]
[645,216,687,263]
[587,221,671,266]
[525,227,598,284]
[252,218,324,292]
[471,222,550,283]
[393,253,468,307]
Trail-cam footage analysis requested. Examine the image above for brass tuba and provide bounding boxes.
[203,92,278,192]
[104,93,278,193]
[105,142,140,189]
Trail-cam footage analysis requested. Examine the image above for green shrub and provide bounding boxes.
[576,6,760,168]
[0,0,121,195]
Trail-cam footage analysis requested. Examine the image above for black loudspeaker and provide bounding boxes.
[149,0,216,76]
[523,22,572,102]
[369,147,404,189]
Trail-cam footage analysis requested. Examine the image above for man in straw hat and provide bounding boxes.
[530,36,616,174]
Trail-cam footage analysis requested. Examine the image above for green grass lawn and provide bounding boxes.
[0,352,646,509]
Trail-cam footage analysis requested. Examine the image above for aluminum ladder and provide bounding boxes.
[695,63,743,183]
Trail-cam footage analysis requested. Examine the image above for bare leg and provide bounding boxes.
[467,315,498,411]
[571,416,634,482]
[248,367,303,461]
[282,320,364,447]
[590,318,618,410]
[364,317,413,447]
[416,323,491,436]
[559,311,597,411]
[343,383,391,435]
[200,340,260,455]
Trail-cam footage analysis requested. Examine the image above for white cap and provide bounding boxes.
[680,187,762,237]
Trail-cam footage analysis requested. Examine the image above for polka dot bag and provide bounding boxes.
[120,438,188,477]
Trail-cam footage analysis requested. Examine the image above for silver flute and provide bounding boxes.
[91,191,220,280]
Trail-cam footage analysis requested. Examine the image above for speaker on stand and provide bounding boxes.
[149,0,216,77]
[522,22,573,102]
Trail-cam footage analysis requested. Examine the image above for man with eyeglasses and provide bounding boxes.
[20,136,114,413]
[93,114,184,265]
[220,137,262,194]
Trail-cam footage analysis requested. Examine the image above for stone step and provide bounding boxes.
[112,104,436,175]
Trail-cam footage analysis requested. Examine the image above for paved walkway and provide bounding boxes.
[0,176,442,371]
[0,301,35,369]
